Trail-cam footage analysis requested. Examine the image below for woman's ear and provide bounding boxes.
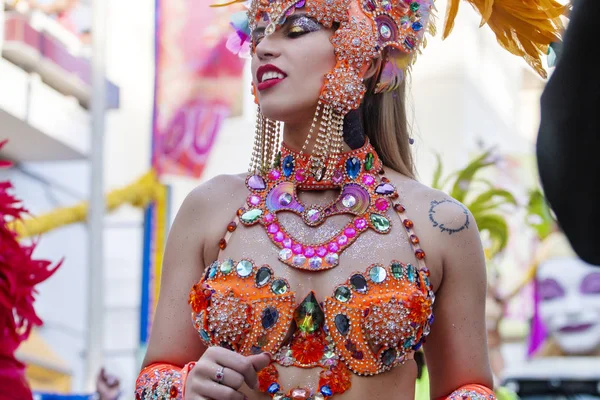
[363,55,383,80]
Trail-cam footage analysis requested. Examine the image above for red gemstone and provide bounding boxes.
[237,208,245,216]
[394,203,405,213]
[403,219,414,229]
[381,177,390,183]
[415,249,425,259]
[410,234,419,245]
[227,221,237,232]
[366,0,376,11]
[391,193,399,199]
[136,394,141,400]
[170,385,179,398]
[219,238,227,250]
[379,169,385,175]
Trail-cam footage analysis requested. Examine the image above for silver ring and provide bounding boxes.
[215,366,225,384]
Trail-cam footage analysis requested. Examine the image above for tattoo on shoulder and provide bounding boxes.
[428,199,470,235]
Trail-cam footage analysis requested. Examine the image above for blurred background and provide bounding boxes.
[0,0,597,399]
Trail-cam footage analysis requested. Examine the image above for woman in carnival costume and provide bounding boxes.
[135,0,565,399]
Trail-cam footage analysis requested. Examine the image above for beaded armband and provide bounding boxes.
[444,384,496,400]
[135,362,196,400]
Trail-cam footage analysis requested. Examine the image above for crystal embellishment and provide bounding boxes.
[236,260,253,277]
[350,274,368,293]
[256,266,272,287]
[294,292,324,333]
[282,155,295,177]
[220,259,233,275]
[248,175,266,190]
[335,313,350,336]
[334,286,352,302]
[261,306,279,329]
[371,213,391,233]
[369,265,387,283]
[271,279,289,295]
[345,157,361,179]
[241,209,263,224]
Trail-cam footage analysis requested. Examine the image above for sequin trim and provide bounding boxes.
[446,384,497,400]
[135,363,195,400]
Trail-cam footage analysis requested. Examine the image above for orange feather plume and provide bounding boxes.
[442,0,568,77]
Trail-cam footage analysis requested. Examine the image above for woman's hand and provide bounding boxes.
[185,347,272,400]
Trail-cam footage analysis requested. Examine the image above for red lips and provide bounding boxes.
[256,64,287,91]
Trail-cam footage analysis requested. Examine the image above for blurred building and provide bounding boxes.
[0,0,546,395]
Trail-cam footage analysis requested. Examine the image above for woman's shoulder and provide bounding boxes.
[184,172,248,207]
[384,168,481,274]
[384,169,475,229]
[174,173,249,233]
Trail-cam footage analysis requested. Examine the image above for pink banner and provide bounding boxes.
[153,0,245,178]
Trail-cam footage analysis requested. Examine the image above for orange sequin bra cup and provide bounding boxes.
[188,141,436,400]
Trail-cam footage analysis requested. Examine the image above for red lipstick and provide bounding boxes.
[256,64,287,91]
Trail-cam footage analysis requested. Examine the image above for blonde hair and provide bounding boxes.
[360,72,415,179]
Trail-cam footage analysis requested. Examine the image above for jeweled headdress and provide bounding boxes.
[217,0,567,180]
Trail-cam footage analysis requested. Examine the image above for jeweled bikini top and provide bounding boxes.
[188,140,434,398]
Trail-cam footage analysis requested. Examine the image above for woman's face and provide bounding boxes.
[250,12,336,124]
[538,257,600,355]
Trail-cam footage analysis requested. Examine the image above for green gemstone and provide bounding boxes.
[334,286,352,302]
[241,209,263,224]
[370,213,391,232]
[391,262,403,279]
[220,259,233,275]
[410,1,419,11]
[294,292,324,333]
[365,152,374,171]
[271,279,289,295]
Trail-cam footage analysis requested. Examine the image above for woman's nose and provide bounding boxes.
[255,34,281,61]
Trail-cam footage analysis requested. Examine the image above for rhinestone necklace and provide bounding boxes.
[238,139,400,271]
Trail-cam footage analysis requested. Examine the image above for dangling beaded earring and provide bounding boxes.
[249,106,282,175]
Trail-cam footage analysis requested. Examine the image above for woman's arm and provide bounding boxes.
[422,201,494,398]
[141,185,210,369]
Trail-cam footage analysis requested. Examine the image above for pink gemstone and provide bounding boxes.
[292,243,304,255]
[332,170,344,185]
[376,198,390,211]
[316,246,328,257]
[362,174,375,186]
[268,169,281,181]
[337,235,348,246]
[295,169,306,182]
[328,242,339,252]
[248,195,261,206]
[355,218,367,230]
[264,213,275,223]
[304,247,315,257]
[274,231,285,242]
[283,238,293,248]
[344,227,357,238]
[268,223,279,234]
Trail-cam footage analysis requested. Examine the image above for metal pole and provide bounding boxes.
[85,0,107,391]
